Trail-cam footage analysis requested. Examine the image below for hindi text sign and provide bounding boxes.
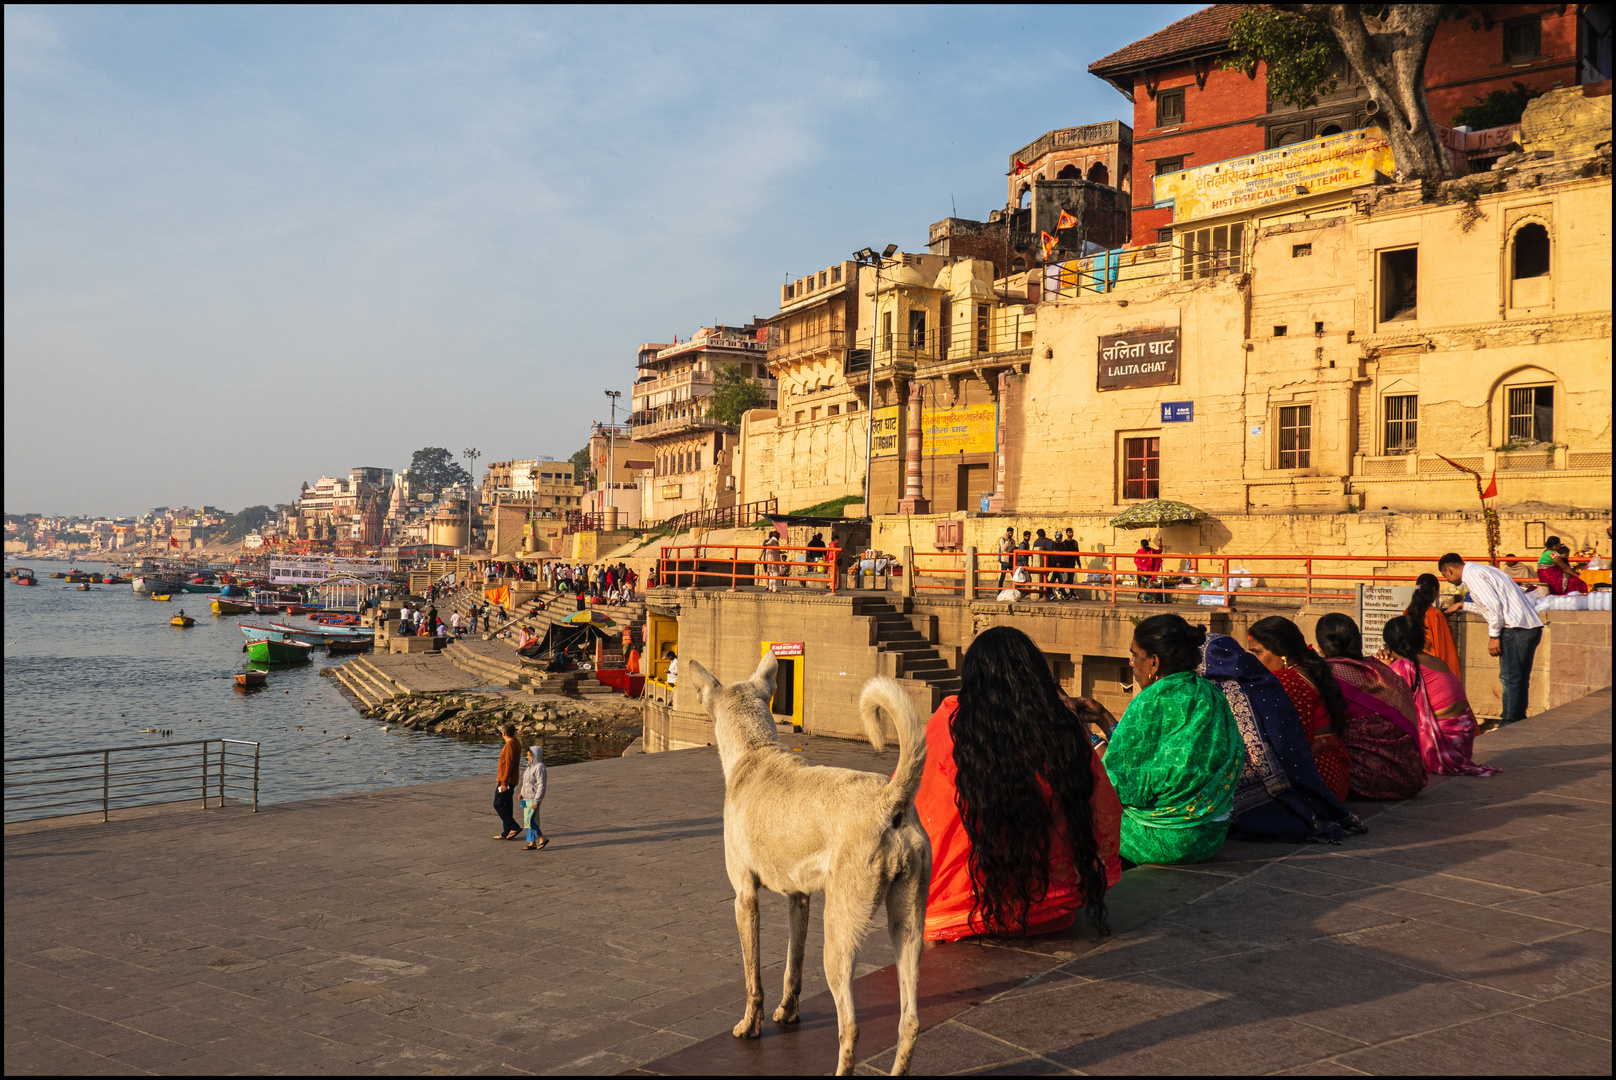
[1098,328,1180,391]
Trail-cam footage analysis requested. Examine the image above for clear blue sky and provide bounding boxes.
[4,4,1197,516]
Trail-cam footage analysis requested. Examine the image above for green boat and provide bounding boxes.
[246,638,313,664]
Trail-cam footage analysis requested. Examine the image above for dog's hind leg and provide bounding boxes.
[731,875,764,1039]
[823,887,879,1075]
[773,892,809,1024]
[884,868,927,1075]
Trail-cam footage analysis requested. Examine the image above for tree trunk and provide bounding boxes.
[1280,4,1450,181]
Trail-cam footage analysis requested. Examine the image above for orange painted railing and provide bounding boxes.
[657,543,842,592]
[903,550,1590,605]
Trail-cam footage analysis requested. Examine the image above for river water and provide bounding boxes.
[3,559,631,815]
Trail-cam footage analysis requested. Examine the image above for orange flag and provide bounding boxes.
[1039,231,1058,261]
[1057,209,1079,230]
[1481,469,1498,499]
[1012,157,1030,174]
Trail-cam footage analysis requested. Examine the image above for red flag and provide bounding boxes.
[169,535,179,549]
[1481,469,1497,499]
[1039,231,1058,261]
[1012,157,1029,175]
[1056,209,1079,230]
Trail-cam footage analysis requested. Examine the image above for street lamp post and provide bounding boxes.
[462,447,480,551]
[604,390,622,513]
[852,244,897,516]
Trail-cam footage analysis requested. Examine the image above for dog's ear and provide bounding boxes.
[750,651,778,702]
[686,660,720,708]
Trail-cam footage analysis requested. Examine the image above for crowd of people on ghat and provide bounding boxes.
[541,560,637,605]
[907,550,1536,943]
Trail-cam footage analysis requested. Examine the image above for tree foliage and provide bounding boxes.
[217,505,272,542]
[405,447,471,497]
[706,362,769,426]
[569,445,592,486]
[1452,80,1541,130]
[1223,6,1343,111]
[1222,5,1458,181]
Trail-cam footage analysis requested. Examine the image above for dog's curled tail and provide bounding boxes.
[859,677,928,818]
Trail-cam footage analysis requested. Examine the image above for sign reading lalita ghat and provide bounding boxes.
[1097,327,1179,391]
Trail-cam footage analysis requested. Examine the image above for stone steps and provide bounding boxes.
[349,657,408,701]
[330,665,383,710]
[854,598,962,705]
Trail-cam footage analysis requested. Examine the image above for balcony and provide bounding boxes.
[768,328,851,366]
[631,412,731,441]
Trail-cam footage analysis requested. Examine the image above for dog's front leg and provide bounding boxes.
[731,876,764,1039]
[773,892,809,1024]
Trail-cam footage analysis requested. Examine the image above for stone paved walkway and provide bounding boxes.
[4,692,1608,1075]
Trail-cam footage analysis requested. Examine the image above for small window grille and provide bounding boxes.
[1278,405,1312,469]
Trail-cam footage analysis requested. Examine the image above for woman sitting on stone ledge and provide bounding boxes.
[1315,613,1427,801]
[1246,616,1352,804]
[913,626,1120,942]
[1083,614,1245,866]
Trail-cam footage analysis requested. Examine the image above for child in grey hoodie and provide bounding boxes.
[519,745,548,850]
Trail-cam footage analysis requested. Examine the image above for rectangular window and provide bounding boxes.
[831,266,842,283]
[1123,437,1160,500]
[976,304,990,352]
[827,404,839,416]
[1507,386,1554,443]
[1384,394,1418,454]
[882,311,893,351]
[1180,223,1244,280]
[695,451,702,471]
[785,284,794,299]
[1156,88,1185,127]
[1279,405,1312,469]
[908,309,926,349]
[1503,16,1541,62]
[1378,248,1418,322]
[818,271,827,287]
[845,399,856,412]
[795,410,805,424]
[1156,228,1173,245]
[1155,156,1184,176]
[1292,243,1312,258]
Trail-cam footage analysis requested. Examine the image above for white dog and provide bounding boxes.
[686,653,931,1075]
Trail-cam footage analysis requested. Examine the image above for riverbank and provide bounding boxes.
[5,689,1607,1074]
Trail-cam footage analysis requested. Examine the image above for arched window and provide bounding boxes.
[1513,222,1550,278]
[1011,256,1026,271]
[1056,164,1081,180]
[1086,162,1110,185]
[1017,184,1030,209]
[1318,123,1343,137]
[1510,222,1551,309]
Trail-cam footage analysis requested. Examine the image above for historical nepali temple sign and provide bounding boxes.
[1153,128,1395,223]
[1098,327,1179,390]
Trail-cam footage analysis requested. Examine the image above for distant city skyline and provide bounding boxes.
[4,4,1195,516]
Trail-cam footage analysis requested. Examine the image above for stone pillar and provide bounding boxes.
[988,369,1009,513]
[897,379,930,515]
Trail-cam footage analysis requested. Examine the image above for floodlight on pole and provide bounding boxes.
[852,245,895,518]
[604,390,623,510]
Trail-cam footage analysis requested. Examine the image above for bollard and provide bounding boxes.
[965,545,977,600]
[902,546,915,599]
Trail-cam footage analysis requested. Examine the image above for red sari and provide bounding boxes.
[915,698,1122,943]
[1275,669,1350,803]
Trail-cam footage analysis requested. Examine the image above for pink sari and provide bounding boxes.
[1388,658,1501,778]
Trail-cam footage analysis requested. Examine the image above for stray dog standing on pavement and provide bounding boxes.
[686,653,932,1076]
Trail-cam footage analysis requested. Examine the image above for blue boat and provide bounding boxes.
[268,620,375,644]
[240,623,303,644]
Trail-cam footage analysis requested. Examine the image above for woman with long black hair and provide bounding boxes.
[1381,614,1500,777]
[1246,616,1352,803]
[914,626,1120,941]
[1407,574,1462,684]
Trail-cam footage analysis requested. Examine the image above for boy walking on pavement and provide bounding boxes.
[494,722,523,840]
[520,744,548,850]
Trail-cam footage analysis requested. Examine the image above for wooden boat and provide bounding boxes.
[270,620,374,643]
[171,614,196,627]
[326,638,372,655]
[12,568,38,585]
[212,597,253,615]
[181,582,222,594]
[49,572,66,579]
[150,593,172,602]
[246,638,313,664]
[77,583,92,591]
[235,670,268,687]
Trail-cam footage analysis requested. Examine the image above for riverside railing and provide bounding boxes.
[3,739,260,825]
[657,543,842,592]
[899,548,1577,606]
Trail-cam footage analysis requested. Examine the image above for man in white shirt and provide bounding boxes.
[1438,552,1544,721]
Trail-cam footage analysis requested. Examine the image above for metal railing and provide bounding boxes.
[657,543,841,592]
[899,548,1583,606]
[645,498,779,536]
[3,739,260,825]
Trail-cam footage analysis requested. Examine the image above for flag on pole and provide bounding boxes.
[1481,469,1498,499]
[169,535,179,549]
[1056,209,1079,230]
[1012,158,1030,175]
[1039,231,1058,261]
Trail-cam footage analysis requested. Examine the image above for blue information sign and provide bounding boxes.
[1161,401,1194,423]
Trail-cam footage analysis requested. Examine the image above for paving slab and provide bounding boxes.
[5,690,1609,1076]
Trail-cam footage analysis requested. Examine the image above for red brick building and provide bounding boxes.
[1090,4,1605,244]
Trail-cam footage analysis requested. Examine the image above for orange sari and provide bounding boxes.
[1420,607,1463,686]
[914,698,1122,942]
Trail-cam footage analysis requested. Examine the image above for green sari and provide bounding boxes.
[1106,670,1245,865]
